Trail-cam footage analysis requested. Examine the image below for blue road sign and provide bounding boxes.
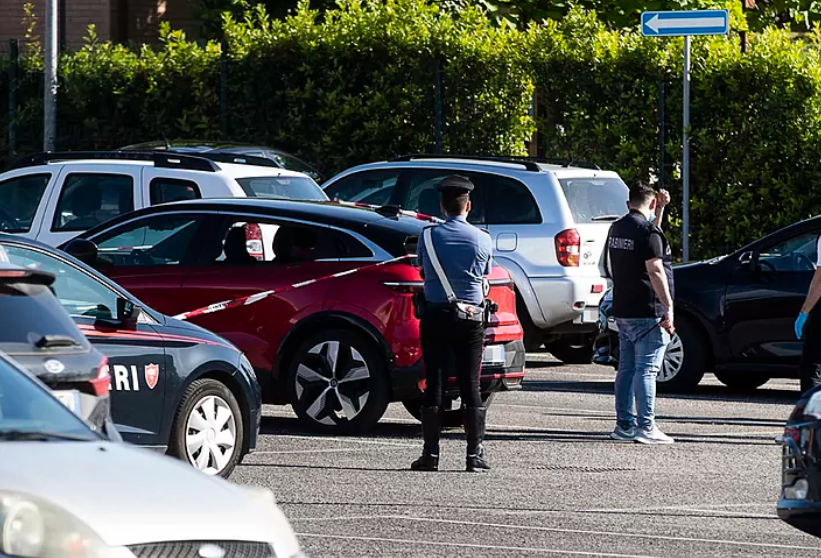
[641,10,729,37]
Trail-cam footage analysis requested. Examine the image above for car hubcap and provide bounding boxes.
[295,340,371,426]
[658,333,684,383]
[185,395,236,475]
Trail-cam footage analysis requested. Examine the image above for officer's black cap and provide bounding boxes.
[436,175,474,195]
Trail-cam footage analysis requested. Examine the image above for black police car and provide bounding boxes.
[0,263,118,440]
[594,216,821,393]
[0,234,261,478]
[778,385,821,537]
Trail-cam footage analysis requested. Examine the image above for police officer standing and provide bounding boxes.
[604,183,676,445]
[411,175,493,473]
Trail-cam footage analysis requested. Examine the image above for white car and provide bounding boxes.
[0,150,328,248]
[0,351,305,558]
[323,154,630,363]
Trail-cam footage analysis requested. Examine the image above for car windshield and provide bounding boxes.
[0,281,88,355]
[0,356,97,440]
[236,176,328,201]
[558,177,629,224]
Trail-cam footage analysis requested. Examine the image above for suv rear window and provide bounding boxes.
[0,174,51,233]
[236,176,327,201]
[558,177,629,224]
[0,281,87,355]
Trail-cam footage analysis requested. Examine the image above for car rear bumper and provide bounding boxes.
[528,277,605,330]
[390,339,526,401]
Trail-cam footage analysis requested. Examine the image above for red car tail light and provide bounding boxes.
[244,223,264,260]
[556,228,581,267]
[382,281,424,294]
[784,428,800,443]
[89,355,110,397]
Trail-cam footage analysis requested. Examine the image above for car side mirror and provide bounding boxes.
[63,239,99,267]
[739,250,761,273]
[116,298,141,329]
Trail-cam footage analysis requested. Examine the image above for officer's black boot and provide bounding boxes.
[465,406,490,472]
[411,406,440,471]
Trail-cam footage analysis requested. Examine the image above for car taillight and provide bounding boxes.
[784,428,800,443]
[244,223,264,260]
[382,281,424,294]
[90,356,110,397]
[0,270,26,277]
[556,228,581,267]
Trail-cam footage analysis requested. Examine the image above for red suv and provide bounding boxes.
[67,199,526,433]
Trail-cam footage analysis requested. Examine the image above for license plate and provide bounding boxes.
[575,307,600,324]
[482,345,505,366]
[52,390,81,414]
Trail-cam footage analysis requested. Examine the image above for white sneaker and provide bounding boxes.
[610,426,636,441]
[635,426,674,445]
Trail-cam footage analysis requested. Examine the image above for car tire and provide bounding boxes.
[547,336,595,365]
[402,393,496,428]
[656,315,706,392]
[168,378,244,478]
[714,371,770,391]
[286,328,389,434]
[517,295,544,352]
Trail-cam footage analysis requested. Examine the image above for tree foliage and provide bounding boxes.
[3,2,821,259]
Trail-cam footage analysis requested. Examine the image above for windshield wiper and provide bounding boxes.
[35,334,82,349]
[591,215,622,222]
[0,430,96,442]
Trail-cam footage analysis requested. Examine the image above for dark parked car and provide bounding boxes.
[119,140,325,183]
[594,216,821,392]
[778,385,821,537]
[0,233,261,477]
[0,262,117,439]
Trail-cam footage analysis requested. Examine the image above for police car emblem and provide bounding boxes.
[144,364,159,390]
[197,544,225,558]
[44,359,65,374]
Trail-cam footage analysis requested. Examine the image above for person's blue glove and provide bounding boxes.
[796,312,809,340]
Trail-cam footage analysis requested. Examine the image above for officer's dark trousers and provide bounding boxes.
[420,307,484,407]
[800,309,821,393]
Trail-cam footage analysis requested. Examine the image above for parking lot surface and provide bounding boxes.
[234,355,820,557]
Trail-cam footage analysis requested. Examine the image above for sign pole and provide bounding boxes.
[44,0,58,152]
[641,9,728,263]
[682,35,691,263]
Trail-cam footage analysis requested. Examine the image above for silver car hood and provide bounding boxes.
[0,442,299,554]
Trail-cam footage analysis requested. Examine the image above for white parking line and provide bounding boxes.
[296,533,662,557]
[296,515,815,551]
[249,447,409,455]
[261,434,417,448]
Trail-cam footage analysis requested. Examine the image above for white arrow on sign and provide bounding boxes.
[646,14,725,33]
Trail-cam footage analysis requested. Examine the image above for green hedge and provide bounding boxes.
[2,2,821,259]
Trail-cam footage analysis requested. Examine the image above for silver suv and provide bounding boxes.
[322,155,629,363]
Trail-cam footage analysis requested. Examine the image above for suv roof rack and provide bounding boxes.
[187,152,280,169]
[390,153,601,171]
[11,151,220,172]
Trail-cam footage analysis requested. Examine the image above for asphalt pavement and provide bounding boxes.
[233,354,821,557]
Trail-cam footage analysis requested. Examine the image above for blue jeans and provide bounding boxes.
[615,318,671,431]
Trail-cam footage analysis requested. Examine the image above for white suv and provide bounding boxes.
[322,154,630,363]
[0,150,327,247]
